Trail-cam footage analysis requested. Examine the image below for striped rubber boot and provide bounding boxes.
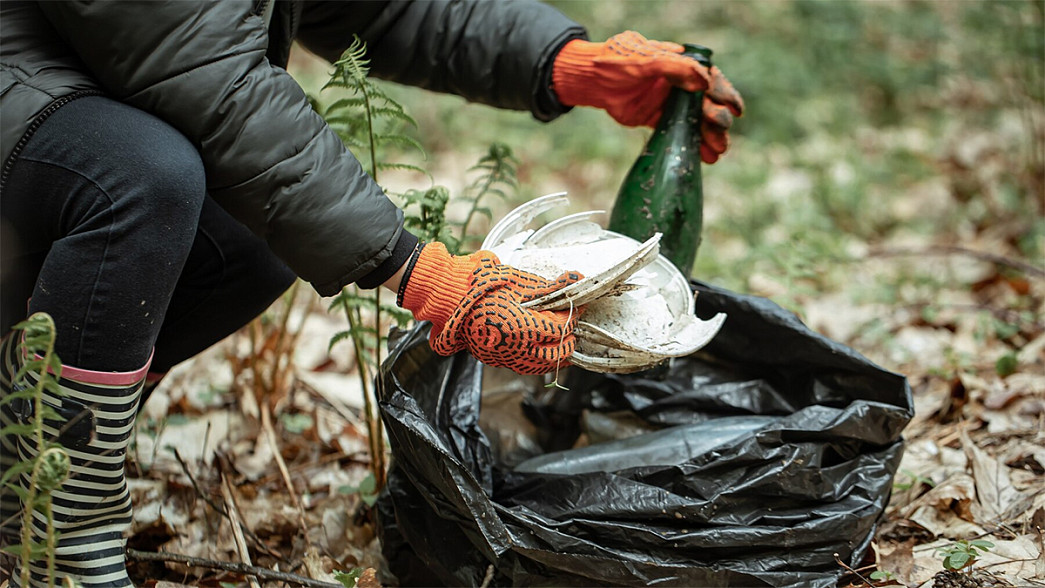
[3,334,147,588]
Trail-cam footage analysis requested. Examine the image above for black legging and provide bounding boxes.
[1,96,297,373]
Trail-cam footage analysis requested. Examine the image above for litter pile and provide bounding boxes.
[483,192,725,373]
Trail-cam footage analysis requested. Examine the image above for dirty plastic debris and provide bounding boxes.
[482,193,726,373]
[376,280,914,587]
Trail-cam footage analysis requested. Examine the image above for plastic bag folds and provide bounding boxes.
[376,281,914,587]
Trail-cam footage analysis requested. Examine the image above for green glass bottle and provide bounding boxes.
[607,44,712,278]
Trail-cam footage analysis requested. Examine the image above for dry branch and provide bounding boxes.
[125,549,342,587]
[865,245,1045,279]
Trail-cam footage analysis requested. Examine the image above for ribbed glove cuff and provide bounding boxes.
[551,38,603,107]
[400,242,487,336]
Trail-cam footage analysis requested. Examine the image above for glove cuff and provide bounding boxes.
[551,38,604,107]
[400,242,485,336]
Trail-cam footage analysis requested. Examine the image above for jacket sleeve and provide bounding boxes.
[38,1,406,296]
[297,0,588,122]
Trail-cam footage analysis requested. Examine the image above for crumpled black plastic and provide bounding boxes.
[376,281,913,587]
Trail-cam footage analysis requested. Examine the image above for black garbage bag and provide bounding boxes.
[375,281,913,587]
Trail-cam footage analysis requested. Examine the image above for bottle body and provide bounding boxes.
[608,45,710,278]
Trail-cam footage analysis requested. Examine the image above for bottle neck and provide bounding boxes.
[659,85,703,131]
[657,44,711,131]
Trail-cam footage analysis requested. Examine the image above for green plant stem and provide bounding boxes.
[44,495,56,587]
[339,42,388,491]
[271,281,301,398]
[18,314,60,587]
[340,295,385,489]
[359,69,387,488]
[371,289,386,481]
[459,164,500,247]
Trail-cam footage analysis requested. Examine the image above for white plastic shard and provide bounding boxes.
[521,233,661,311]
[525,210,606,248]
[482,191,569,256]
[482,193,727,373]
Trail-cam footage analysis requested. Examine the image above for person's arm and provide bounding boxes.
[298,3,744,162]
[297,0,587,122]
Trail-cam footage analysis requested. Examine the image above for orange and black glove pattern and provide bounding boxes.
[399,242,583,375]
[552,31,745,163]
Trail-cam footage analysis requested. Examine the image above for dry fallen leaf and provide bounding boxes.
[356,567,383,588]
[902,473,985,538]
[972,535,1042,583]
[961,428,1024,523]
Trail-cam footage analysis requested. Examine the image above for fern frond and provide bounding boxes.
[327,330,354,352]
[376,162,430,176]
[374,133,426,154]
[457,142,520,247]
[330,36,371,83]
[367,106,417,127]
[333,135,368,152]
[382,307,415,329]
[321,78,355,91]
[324,97,368,112]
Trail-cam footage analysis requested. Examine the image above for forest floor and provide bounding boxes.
[117,216,1043,588]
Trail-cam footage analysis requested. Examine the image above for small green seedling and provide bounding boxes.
[893,469,934,491]
[334,568,365,588]
[869,569,895,582]
[995,352,1018,377]
[936,539,994,571]
[339,472,379,506]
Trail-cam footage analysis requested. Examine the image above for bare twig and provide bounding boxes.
[479,564,495,588]
[221,474,261,588]
[271,281,305,403]
[898,302,1043,329]
[252,449,367,487]
[261,402,314,547]
[865,245,1045,278]
[833,552,874,588]
[125,549,342,588]
[171,448,282,559]
[298,374,363,425]
[980,557,1043,569]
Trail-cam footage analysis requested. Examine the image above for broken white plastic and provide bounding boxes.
[482,193,727,372]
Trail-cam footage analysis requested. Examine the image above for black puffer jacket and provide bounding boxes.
[0,0,585,295]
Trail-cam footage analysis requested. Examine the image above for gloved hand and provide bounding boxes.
[552,31,745,163]
[398,242,583,375]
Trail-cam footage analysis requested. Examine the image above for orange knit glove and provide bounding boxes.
[399,242,583,375]
[552,31,745,163]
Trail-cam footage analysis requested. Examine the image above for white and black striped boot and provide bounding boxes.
[0,334,147,587]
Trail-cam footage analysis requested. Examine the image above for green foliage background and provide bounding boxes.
[293,0,1043,368]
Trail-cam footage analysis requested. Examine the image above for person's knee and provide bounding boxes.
[129,124,207,227]
[52,98,206,236]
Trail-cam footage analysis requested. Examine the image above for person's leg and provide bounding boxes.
[135,194,297,407]
[1,96,206,370]
[0,94,298,585]
[149,195,298,376]
[0,96,205,587]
